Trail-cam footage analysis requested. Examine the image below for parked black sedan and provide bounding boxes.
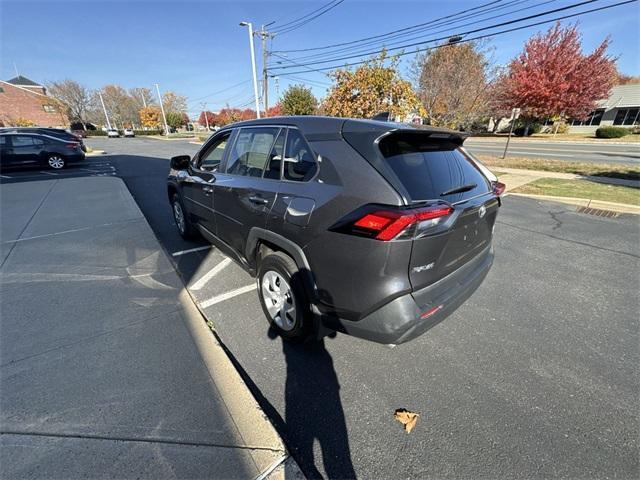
[0,127,87,152]
[0,133,85,170]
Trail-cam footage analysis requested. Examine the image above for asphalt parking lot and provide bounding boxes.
[8,136,638,479]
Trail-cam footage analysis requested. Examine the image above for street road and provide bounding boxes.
[79,137,639,479]
[465,138,640,165]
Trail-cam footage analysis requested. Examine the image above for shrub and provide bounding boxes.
[514,122,543,136]
[595,126,630,138]
[85,130,107,136]
[553,122,570,134]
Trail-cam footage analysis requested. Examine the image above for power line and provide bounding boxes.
[273,0,505,53]
[271,0,344,35]
[269,0,608,71]
[270,0,636,75]
[187,79,252,105]
[280,0,550,64]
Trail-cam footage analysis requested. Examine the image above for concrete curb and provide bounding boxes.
[507,192,640,214]
[144,135,197,141]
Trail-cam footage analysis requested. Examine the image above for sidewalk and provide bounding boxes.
[0,176,301,478]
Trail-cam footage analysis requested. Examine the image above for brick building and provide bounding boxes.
[0,76,68,127]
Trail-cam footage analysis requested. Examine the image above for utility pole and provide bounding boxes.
[274,76,280,101]
[239,21,261,119]
[141,92,147,108]
[98,91,112,130]
[154,83,170,136]
[256,25,274,114]
[200,102,210,131]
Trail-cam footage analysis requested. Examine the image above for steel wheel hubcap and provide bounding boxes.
[173,202,185,233]
[48,156,64,169]
[261,270,296,331]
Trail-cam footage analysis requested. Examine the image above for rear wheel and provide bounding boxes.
[47,154,65,169]
[171,193,197,239]
[258,251,312,342]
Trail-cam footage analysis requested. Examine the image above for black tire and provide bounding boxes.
[257,251,312,343]
[171,193,198,239]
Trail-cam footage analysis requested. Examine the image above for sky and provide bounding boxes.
[1,0,639,117]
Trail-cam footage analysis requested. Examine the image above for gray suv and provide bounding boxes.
[167,117,504,344]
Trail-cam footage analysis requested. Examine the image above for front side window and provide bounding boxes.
[197,131,231,171]
[283,129,317,181]
[226,127,280,177]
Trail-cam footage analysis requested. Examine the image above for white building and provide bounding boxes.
[569,84,640,133]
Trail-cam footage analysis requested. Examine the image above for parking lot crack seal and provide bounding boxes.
[0,180,57,269]
[497,220,640,259]
[0,430,283,453]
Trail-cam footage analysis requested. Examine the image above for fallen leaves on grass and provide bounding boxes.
[394,409,420,434]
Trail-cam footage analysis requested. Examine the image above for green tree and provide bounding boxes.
[322,51,424,119]
[166,111,186,129]
[281,85,317,115]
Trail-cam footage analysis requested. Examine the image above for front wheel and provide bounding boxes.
[47,154,65,169]
[171,193,197,239]
[258,252,312,342]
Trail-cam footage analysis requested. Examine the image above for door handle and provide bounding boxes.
[248,195,268,205]
[202,186,213,195]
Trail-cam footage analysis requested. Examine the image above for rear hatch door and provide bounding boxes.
[375,131,498,291]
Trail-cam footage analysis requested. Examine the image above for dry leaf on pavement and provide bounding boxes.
[394,408,420,433]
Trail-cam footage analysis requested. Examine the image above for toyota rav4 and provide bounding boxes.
[167,117,503,344]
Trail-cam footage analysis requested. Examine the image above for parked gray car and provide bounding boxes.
[167,116,504,344]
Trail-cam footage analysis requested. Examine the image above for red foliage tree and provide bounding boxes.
[494,23,617,121]
[266,103,282,117]
[198,110,219,127]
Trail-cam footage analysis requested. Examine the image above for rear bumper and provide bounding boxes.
[329,246,494,344]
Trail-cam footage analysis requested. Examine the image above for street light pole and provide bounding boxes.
[154,83,170,136]
[240,21,261,119]
[98,91,111,130]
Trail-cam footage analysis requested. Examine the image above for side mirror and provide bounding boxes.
[170,155,190,170]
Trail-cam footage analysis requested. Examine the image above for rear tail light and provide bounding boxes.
[350,204,454,241]
[65,143,78,149]
[493,181,506,196]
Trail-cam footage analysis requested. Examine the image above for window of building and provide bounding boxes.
[43,104,56,113]
[623,108,639,126]
[0,87,4,93]
[612,108,639,126]
[571,109,605,126]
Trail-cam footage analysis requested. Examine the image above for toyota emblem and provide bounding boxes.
[478,205,486,218]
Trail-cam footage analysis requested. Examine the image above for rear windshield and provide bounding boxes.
[378,133,491,202]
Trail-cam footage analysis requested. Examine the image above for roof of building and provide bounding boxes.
[6,75,43,87]
[598,84,640,109]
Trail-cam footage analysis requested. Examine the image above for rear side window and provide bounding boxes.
[378,134,491,202]
[227,127,279,177]
[11,136,36,147]
[283,129,316,182]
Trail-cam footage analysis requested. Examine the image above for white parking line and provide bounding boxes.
[172,245,211,257]
[199,284,257,308]
[0,174,10,179]
[190,258,232,291]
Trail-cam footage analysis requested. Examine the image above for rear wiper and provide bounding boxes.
[440,183,477,196]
